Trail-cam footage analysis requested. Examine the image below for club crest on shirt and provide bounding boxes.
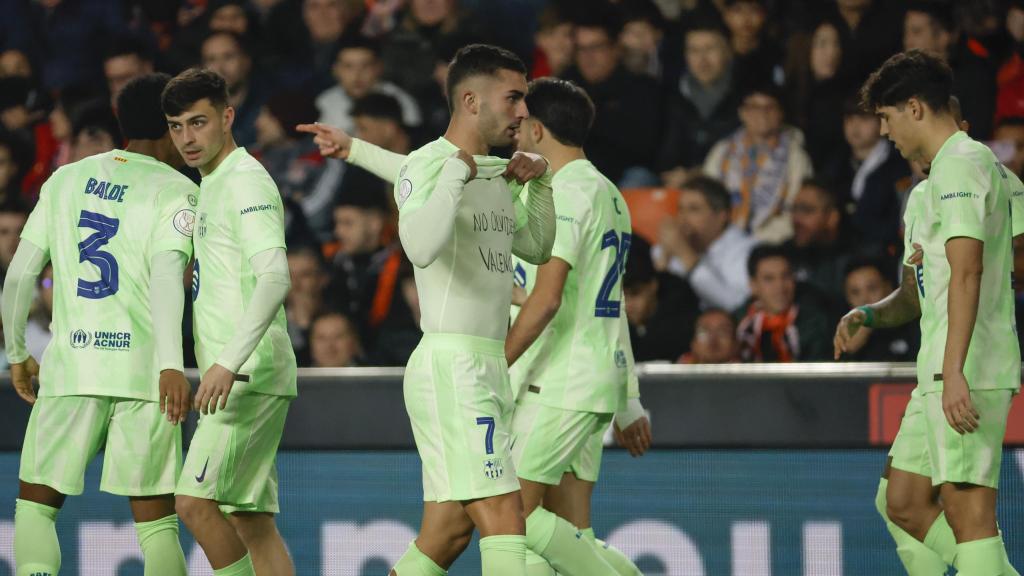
[483,457,504,480]
[173,209,196,237]
[398,179,413,208]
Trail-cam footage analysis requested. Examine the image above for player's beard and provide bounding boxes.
[480,104,517,148]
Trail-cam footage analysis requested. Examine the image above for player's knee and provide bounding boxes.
[174,495,213,527]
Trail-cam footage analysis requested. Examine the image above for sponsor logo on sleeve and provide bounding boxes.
[398,179,413,208]
[939,191,980,200]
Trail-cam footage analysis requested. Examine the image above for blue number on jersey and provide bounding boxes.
[77,210,120,299]
[595,230,631,317]
[192,258,200,301]
[476,416,496,455]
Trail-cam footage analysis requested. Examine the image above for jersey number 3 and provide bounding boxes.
[595,230,631,317]
[77,210,120,299]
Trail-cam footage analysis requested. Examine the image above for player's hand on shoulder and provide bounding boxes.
[504,151,548,184]
[10,356,39,405]
[194,363,235,415]
[295,122,353,160]
[833,308,868,359]
[454,149,477,180]
[159,369,192,425]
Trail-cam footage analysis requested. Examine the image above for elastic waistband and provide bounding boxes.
[419,333,505,356]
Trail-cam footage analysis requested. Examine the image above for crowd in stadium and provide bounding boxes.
[0,0,1021,368]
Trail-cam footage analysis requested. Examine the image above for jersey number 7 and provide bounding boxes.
[77,210,120,300]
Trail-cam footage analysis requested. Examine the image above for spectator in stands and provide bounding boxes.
[996,1,1024,129]
[309,312,364,368]
[993,117,1024,177]
[69,100,120,162]
[299,0,358,91]
[328,186,418,365]
[0,131,31,206]
[825,0,903,88]
[201,31,267,148]
[737,244,831,362]
[720,0,782,88]
[26,265,52,361]
[0,77,42,136]
[102,35,155,110]
[659,17,741,185]
[677,308,739,364]
[531,5,574,79]
[903,0,997,139]
[336,93,411,211]
[0,50,32,79]
[618,0,665,79]
[379,0,485,98]
[783,179,856,311]
[821,99,910,249]
[46,85,105,172]
[704,83,812,242]
[624,235,699,362]
[0,202,27,283]
[208,0,251,36]
[253,89,334,246]
[564,10,661,186]
[9,0,126,90]
[286,248,330,366]
[838,257,919,361]
[788,18,850,171]
[654,175,756,311]
[316,36,421,136]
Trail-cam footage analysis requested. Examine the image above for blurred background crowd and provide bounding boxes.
[1,0,1022,369]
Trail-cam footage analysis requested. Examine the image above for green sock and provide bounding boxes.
[15,498,61,576]
[874,479,948,574]
[1001,535,1020,576]
[525,507,617,575]
[580,528,641,576]
[480,535,526,576]
[135,514,186,576]
[955,535,1008,576]
[213,553,256,576]
[525,548,556,576]
[923,513,957,567]
[392,541,447,576]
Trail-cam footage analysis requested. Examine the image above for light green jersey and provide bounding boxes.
[915,132,1020,392]
[509,160,631,413]
[21,150,195,401]
[903,180,927,306]
[192,148,296,397]
[396,137,530,340]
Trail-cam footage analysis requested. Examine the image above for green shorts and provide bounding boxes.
[404,333,520,502]
[21,395,181,496]
[888,387,932,478]
[175,392,290,514]
[922,389,1014,489]
[511,392,612,486]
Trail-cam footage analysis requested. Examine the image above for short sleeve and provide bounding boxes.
[932,158,991,243]
[232,172,287,260]
[21,176,53,252]
[150,180,196,259]
[549,183,592,268]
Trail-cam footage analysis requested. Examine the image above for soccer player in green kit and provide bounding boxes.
[504,77,647,576]
[2,74,193,576]
[841,50,1020,575]
[162,68,295,576]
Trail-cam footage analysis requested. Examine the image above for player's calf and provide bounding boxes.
[227,512,294,576]
[940,484,999,542]
[175,495,250,570]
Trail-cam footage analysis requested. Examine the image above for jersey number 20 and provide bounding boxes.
[595,230,631,318]
[77,210,120,299]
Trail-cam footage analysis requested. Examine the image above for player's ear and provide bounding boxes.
[908,98,923,121]
[463,90,479,115]
[223,106,236,131]
[533,121,544,144]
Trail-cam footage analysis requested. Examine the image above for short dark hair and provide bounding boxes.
[351,93,404,126]
[201,30,252,59]
[525,78,595,147]
[336,34,381,59]
[623,233,655,290]
[799,178,839,211]
[72,101,122,144]
[0,129,32,187]
[162,68,229,116]
[747,243,792,278]
[906,0,955,33]
[116,73,172,140]
[997,115,1024,129]
[684,14,729,41]
[681,174,731,213]
[859,50,953,114]
[843,255,891,283]
[103,33,153,64]
[445,44,527,112]
[571,6,624,41]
